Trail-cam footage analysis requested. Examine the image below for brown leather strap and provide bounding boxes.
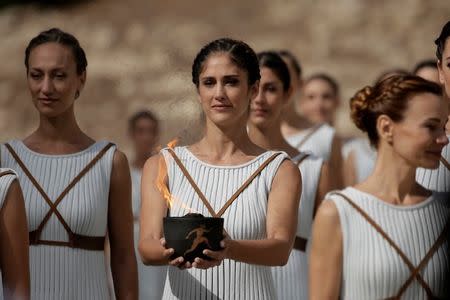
[296,153,310,166]
[0,170,15,178]
[166,148,216,217]
[5,142,114,250]
[295,124,322,149]
[167,149,282,217]
[332,192,444,299]
[215,152,282,217]
[293,236,307,252]
[394,218,450,299]
[29,231,105,251]
[440,155,450,171]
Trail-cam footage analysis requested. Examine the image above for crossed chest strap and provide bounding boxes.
[294,124,322,149]
[5,143,114,251]
[440,156,450,171]
[332,192,450,300]
[167,149,282,218]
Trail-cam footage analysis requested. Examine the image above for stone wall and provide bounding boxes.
[1,0,449,155]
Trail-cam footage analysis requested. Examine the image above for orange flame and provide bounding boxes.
[155,139,198,214]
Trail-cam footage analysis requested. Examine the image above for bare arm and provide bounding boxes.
[329,136,344,190]
[138,155,187,268]
[0,180,30,300]
[108,150,138,300]
[224,159,301,266]
[309,200,342,300]
[313,161,330,218]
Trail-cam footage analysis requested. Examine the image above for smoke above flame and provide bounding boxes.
[155,139,198,214]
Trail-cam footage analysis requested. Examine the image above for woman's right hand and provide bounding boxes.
[161,238,192,269]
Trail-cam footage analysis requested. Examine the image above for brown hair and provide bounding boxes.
[304,73,339,96]
[350,74,442,147]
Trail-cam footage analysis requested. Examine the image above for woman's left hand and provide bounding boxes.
[192,237,229,269]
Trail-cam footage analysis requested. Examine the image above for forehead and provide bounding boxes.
[260,67,281,83]
[305,78,334,91]
[28,42,75,69]
[200,53,243,77]
[403,93,447,121]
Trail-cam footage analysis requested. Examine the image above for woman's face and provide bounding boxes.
[197,53,257,128]
[300,78,339,125]
[130,118,158,157]
[416,66,439,84]
[27,42,85,118]
[438,38,450,102]
[389,92,448,169]
[250,67,288,129]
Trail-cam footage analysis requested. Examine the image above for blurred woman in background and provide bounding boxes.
[247,51,329,300]
[310,74,449,299]
[128,110,167,300]
[285,73,343,189]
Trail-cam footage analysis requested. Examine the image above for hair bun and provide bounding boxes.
[350,86,373,132]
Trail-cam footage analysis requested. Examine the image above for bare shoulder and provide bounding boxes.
[315,199,341,226]
[274,158,301,184]
[112,149,130,171]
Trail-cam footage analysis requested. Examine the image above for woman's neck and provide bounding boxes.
[359,143,428,205]
[280,100,314,136]
[248,119,299,158]
[25,108,92,151]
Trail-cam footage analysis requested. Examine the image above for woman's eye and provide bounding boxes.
[55,74,66,79]
[202,80,214,86]
[225,79,239,86]
[30,73,41,79]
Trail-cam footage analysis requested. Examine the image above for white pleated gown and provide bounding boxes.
[131,167,167,300]
[326,187,450,299]
[0,168,19,300]
[1,140,115,300]
[342,138,376,183]
[286,123,335,161]
[160,146,288,300]
[416,134,450,192]
[271,153,323,300]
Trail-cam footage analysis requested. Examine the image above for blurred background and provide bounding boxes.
[0,0,449,155]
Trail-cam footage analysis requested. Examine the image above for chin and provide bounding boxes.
[418,158,441,170]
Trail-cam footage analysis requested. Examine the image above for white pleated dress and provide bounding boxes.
[342,138,376,184]
[326,187,450,300]
[160,146,288,300]
[416,134,450,192]
[1,140,115,300]
[286,123,335,161]
[0,168,19,300]
[271,153,323,300]
[130,167,167,300]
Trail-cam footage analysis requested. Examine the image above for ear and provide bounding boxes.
[78,71,87,92]
[249,80,260,102]
[376,114,394,144]
[437,60,445,86]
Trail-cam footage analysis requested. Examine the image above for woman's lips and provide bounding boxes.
[38,98,58,105]
[211,104,233,111]
[251,108,269,116]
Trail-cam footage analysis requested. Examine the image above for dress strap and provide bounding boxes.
[331,191,448,299]
[295,153,310,166]
[295,124,322,149]
[167,148,282,217]
[440,155,450,171]
[5,142,114,251]
[0,170,15,178]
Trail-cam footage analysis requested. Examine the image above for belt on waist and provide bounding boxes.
[29,231,105,251]
[293,236,308,252]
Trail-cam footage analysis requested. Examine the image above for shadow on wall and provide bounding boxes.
[0,0,92,9]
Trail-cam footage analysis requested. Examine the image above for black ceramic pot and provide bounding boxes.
[163,214,224,263]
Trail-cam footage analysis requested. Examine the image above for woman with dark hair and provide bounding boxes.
[0,28,138,299]
[247,51,329,300]
[128,110,166,300]
[139,38,301,299]
[0,169,30,300]
[416,20,450,192]
[310,75,449,299]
